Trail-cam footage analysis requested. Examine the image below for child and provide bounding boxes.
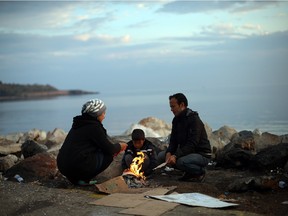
[122,129,158,176]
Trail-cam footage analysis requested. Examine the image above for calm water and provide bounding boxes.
[0,91,287,136]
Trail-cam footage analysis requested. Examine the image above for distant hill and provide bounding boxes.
[0,81,98,101]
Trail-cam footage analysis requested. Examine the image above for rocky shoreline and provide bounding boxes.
[0,117,288,216]
[1,117,287,184]
[0,81,98,101]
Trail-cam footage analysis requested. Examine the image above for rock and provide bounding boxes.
[0,138,22,156]
[123,123,165,138]
[5,152,57,182]
[97,152,125,180]
[231,130,256,151]
[250,143,288,171]
[204,123,213,137]
[281,134,288,143]
[138,117,171,137]
[0,154,19,172]
[45,128,67,149]
[208,126,237,158]
[18,129,47,144]
[228,176,279,192]
[215,131,257,168]
[0,132,24,143]
[213,125,238,141]
[215,142,255,169]
[253,132,282,151]
[21,139,48,158]
[123,117,171,138]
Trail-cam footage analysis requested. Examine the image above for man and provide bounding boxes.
[158,93,211,182]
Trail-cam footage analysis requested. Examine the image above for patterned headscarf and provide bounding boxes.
[81,99,106,117]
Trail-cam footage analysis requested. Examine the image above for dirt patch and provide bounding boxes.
[1,168,288,216]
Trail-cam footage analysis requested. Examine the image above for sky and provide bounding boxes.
[0,0,288,99]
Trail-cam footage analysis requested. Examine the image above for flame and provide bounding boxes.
[129,151,146,180]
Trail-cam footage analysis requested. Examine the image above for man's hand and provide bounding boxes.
[165,153,176,165]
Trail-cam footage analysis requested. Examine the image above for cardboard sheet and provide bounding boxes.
[119,199,179,216]
[90,187,179,216]
[90,187,176,206]
[147,192,239,208]
[95,176,129,194]
[90,193,147,208]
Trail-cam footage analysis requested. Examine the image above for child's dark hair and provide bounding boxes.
[132,129,145,140]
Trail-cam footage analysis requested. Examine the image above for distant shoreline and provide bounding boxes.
[0,81,98,102]
[0,90,98,102]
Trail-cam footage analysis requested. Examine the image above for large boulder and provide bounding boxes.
[123,117,171,138]
[18,129,47,144]
[0,154,19,172]
[138,117,171,137]
[213,125,238,142]
[45,128,67,149]
[250,143,288,171]
[215,130,256,168]
[228,176,279,192]
[21,139,48,158]
[0,138,21,156]
[231,130,256,152]
[253,132,282,151]
[5,152,57,182]
[97,152,125,180]
[209,125,237,158]
[215,142,255,169]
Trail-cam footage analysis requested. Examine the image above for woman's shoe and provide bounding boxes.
[77,180,97,186]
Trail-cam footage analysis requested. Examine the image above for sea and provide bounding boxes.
[0,91,287,136]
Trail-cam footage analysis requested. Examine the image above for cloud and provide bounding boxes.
[158,0,280,14]
[0,2,74,30]
[0,1,112,35]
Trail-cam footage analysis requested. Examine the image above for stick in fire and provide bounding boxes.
[123,151,146,180]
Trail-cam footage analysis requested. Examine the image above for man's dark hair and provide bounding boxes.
[132,129,145,140]
[169,93,188,107]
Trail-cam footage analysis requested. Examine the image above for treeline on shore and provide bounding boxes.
[0,81,98,101]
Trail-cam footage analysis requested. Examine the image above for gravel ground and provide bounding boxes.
[1,168,288,216]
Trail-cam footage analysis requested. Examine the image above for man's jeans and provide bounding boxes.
[158,151,210,175]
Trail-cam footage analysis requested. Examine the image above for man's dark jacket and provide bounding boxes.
[167,108,211,159]
[57,114,121,183]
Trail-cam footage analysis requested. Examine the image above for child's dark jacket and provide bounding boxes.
[121,139,158,174]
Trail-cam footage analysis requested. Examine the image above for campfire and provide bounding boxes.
[122,152,148,188]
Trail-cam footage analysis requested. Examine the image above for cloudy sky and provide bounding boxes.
[0,0,287,98]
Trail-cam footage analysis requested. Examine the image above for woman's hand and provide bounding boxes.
[119,142,128,152]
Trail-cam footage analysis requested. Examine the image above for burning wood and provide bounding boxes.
[123,151,146,180]
[122,151,148,188]
[130,151,146,180]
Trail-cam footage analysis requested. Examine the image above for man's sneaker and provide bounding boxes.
[178,172,206,183]
[196,173,206,183]
[178,172,195,181]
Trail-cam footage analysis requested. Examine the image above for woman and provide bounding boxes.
[57,99,127,185]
